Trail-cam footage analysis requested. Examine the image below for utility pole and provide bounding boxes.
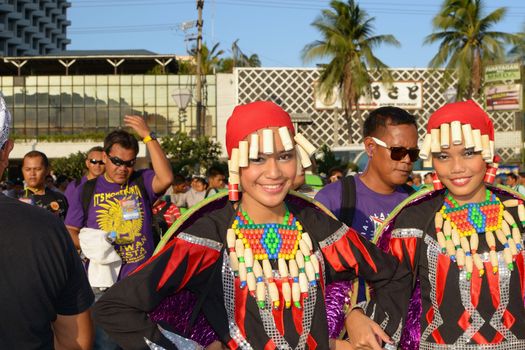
[195,0,204,137]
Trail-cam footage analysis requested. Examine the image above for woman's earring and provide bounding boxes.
[432,172,443,190]
[484,163,498,184]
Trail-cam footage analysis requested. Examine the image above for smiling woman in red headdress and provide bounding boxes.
[91,101,411,350]
[345,100,525,350]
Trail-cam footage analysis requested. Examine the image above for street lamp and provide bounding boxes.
[171,89,193,134]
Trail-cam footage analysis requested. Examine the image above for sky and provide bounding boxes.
[67,0,525,69]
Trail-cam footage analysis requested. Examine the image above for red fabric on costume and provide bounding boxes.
[156,237,220,291]
[264,339,277,350]
[272,279,285,336]
[426,100,494,140]
[306,334,318,349]
[227,338,238,349]
[435,255,450,306]
[234,278,249,340]
[457,310,471,331]
[292,302,304,335]
[225,101,295,157]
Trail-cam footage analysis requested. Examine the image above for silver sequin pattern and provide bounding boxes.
[421,234,445,343]
[391,228,423,239]
[318,225,349,249]
[222,251,253,349]
[178,232,223,251]
[144,326,205,350]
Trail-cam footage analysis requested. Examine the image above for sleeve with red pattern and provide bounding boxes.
[92,232,222,350]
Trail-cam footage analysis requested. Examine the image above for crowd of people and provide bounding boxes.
[1,91,525,350]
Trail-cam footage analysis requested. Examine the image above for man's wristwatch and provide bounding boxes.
[143,132,157,144]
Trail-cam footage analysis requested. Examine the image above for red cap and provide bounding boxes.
[427,100,494,141]
[226,101,295,157]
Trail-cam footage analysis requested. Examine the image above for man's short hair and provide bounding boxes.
[104,130,139,155]
[23,150,49,168]
[363,106,417,138]
[207,166,225,179]
[507,173,519,181]
[87,146,104,156]
[173,174,186,185]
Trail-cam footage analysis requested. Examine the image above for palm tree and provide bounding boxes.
[189,42,224,74]
[424,0,518,99]
[302,0,399,135]
[507,23,525,64]
[232,39,261,68]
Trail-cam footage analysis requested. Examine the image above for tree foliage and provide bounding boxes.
[160,132,222,176]
[424,0,518,99]
[315,144,348,176]
[51,151,87,179]
[302,0,399,135]
[508,23,525,64]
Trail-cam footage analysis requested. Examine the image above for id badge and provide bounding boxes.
[120,197,140,220]
[19,197,33,205]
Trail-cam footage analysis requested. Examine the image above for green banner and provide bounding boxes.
[485,63,521,83]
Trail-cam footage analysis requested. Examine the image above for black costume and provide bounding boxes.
[93,194,411,349]
[370,186,525,350]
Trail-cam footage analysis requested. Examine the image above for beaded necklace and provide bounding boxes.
[441,189,503,237]
[436,189,524,280]
[226,206,320,309]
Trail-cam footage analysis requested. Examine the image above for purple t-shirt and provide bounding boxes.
[65,169,159,279]
[314,175,409,241]
[64,175,87,205]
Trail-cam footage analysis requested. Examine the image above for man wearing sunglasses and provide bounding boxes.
[316,106,418,241]
[316,106,418,303]
[64,146,105,205]
[65,115,173,349]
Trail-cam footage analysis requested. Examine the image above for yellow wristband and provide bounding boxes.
[143,135,153,144]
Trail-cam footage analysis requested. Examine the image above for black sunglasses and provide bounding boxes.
[371,137,420,162]
[108,156,136,168]
[89,159,105,165]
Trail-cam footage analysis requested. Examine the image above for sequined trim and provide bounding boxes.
[421,234,445,343]
[222,251,253,349]
[144,325,205,350]
[315,250,326,284]
[419,340,525,349]
[391,228,423,239]
[318,225,349,249]
[178,232,223,251]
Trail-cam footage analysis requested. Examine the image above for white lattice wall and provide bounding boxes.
[235,67,521,162]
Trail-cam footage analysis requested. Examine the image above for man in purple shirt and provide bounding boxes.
[63,146,105,205]
[315,106,419,241]
[65,115,173,349]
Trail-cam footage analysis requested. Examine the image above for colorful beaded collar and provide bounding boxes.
[226,206,320,309]
[436,189,524,280]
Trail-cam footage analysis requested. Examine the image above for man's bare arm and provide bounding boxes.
[53,309,94,350]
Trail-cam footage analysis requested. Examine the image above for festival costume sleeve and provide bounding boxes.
[92,231,222,350]
[302,206,413,338]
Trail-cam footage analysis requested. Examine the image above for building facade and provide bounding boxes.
[0,0,71,56]
[0,59,521,165]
